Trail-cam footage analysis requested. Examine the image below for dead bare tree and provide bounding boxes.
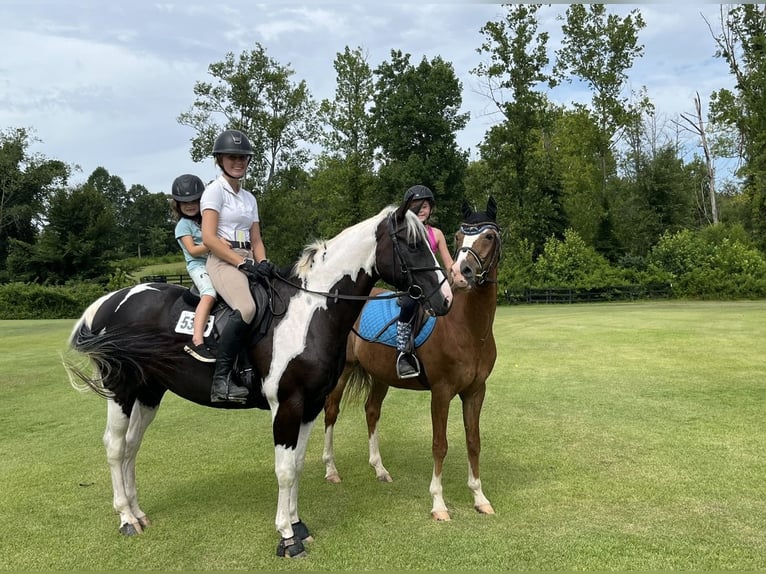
[676,92,719,225]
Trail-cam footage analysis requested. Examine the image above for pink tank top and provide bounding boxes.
[426,225,438,253]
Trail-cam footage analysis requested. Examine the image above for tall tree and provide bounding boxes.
[472,4,566,257]
[554,4,648,258]
[315,46,378,226]
[677,92,719,225]
[178,43,319,195]
[0,128,70,272]
[708,4,766,250]
[371,50,469,230]
[122,185,175,258]
[33,184,116,283]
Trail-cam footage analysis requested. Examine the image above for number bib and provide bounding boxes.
[174,310,214,337]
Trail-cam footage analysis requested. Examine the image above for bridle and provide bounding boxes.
[385,213,449,315]
[454,222,502,286]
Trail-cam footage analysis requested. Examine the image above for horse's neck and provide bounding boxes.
[448,282,497,340]
[301,220,378,295]
[297,231,379,336]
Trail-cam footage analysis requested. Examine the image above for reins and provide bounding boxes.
[260,212,446,312]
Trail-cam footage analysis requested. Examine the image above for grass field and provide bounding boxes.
[1,301,764,570]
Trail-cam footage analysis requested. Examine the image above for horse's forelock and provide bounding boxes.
[404,209,428,244]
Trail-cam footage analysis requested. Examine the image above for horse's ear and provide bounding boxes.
[486,196,497,222]
[461,199,472,220]
[394,202,408,222]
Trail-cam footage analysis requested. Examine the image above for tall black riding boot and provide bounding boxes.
[210,310,251,404]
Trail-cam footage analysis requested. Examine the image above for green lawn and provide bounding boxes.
[1,300,764,570]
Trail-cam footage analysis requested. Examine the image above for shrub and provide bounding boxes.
[0,282,107,319]
[531,229,626,288]
[648,228,766,298]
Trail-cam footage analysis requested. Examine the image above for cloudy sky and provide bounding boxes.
[0,2,735,194]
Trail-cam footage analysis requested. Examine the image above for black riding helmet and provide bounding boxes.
[212,129,254,157]
[403,184,435,205]
[171,174,205,202]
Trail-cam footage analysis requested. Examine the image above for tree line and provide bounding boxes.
[2,5,765,300]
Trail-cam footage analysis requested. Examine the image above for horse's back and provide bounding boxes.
[84,283,186,333]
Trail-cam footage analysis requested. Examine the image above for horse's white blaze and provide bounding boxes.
[453,233,481,266]
[262,215,381,402]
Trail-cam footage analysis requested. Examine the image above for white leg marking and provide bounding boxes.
[104,399,158,532]
[274,444,298,539]
[430,470,450,520]
[273,421,316,540]
[322,423,341,482]
[468,463,494,514]
[368,428,391,482]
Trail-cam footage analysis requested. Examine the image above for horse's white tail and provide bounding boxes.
[63,292,116,398]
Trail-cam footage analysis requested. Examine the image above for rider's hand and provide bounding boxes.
[256,259,275,279]
[237,258,259,280]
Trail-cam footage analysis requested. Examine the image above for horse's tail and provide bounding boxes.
[341,364,373,406]
[63,307,179,400]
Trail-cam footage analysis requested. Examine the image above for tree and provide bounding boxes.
[178,43,319,195]
[677,93,719,224]
[0,128,70,273]
[708,4,766,250]
[122,185,175,257]
[554,4,649,258]
[33,184,116,283]
[315,46,378,226]
[371,49,469,230]
[472,4,566,257]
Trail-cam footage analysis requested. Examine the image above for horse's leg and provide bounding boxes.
[461,384,494,515]
[273,412,309,558]
[429,387,453,521]
[104,399,158,535]
[290,420,316,543]
[365,380,392,482]
[322,367,349,484]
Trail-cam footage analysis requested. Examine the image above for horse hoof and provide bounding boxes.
[376,473,393,483]
[475,503,495,515]
[119,523,141,536]
[276,537,307,558]
[431,511,451,522]
[138,515,152,528]
[291,520,314,542]
[325,473,341,484]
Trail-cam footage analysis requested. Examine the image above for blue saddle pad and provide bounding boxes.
[357,292,436,348]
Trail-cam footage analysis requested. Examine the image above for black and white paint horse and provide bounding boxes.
[64,204,452,558]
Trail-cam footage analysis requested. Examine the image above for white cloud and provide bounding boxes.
[0,2,739,192]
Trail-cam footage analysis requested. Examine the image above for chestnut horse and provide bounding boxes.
[322,197,500,520]
[64,204,452,558]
